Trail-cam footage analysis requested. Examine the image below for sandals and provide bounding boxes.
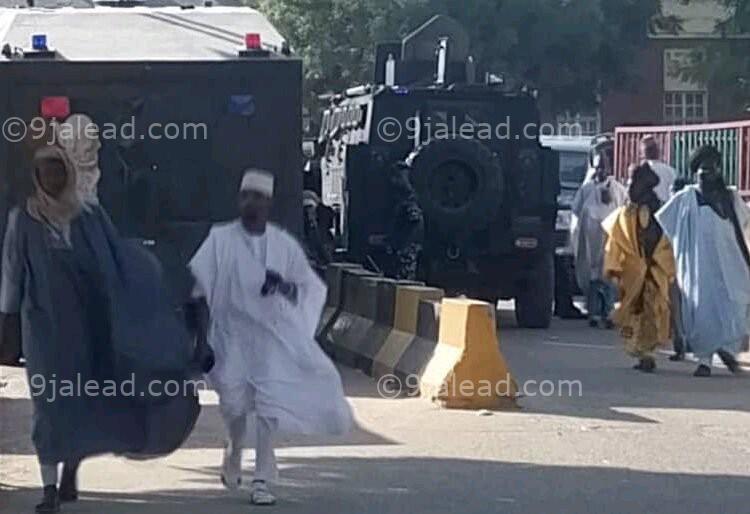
[250,480,277,506]
[717,350,742,374]
[633,357,656,373]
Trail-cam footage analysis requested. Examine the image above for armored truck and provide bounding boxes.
[316,16,560,328]
[0,3,302,304]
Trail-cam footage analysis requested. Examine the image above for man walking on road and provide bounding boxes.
[603,163,675,373]
[189,169,353,506]
[656,145,749,377]
[571,152,627,328]
[639,135,676,203]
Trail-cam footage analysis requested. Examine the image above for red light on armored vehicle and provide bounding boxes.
[40,96,70,119]
[245,33,261,50]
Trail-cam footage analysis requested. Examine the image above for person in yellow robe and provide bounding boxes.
[603,163,676,372]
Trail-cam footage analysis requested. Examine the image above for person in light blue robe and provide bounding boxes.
[655,145,750,377]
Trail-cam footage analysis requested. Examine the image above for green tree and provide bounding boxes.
[697,0,750,109]
[257,0,660,116]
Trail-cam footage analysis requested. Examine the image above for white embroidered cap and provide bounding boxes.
[240,169,274,197]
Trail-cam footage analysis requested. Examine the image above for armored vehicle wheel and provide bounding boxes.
[515,251,554,329]
[406,137,503,237]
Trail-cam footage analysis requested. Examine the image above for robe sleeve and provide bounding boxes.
[285,232,327,338]
[0,209,24,314]
[188,228,219,304]
[655,192,682,244]
[732,191,750,230]
[571,184,587,218]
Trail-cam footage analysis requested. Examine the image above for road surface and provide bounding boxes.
[2,306,749,513]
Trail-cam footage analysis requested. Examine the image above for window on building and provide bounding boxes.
[663,48,708,124]
[555,111,601,136]
[664,91,708,124]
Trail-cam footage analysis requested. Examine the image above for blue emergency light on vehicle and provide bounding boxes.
[229,95,255,116]
[32,34,47,50]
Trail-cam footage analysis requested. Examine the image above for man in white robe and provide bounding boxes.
[639,135,676,203]
[571,152,628,328]
[656,145,750,377]
[189,169,353,505]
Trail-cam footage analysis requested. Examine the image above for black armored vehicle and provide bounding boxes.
[316,16,560,328]
[0,2,302,304]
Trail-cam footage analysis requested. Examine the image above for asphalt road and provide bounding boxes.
[1,305,749,514]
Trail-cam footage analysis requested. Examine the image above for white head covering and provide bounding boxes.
[240,169,274,197]
[54,113,102,206]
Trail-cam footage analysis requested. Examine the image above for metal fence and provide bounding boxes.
[614,120,750,196]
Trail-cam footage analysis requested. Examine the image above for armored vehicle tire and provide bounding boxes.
[406,138,503,236]
[515,251,554,329]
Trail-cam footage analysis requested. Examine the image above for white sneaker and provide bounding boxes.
[220,441,242,490]
[250,481,276,506]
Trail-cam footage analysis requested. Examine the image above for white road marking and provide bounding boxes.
[543,341,615,350]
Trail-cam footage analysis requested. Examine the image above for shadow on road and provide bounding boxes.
[2,456,749,514]
[0,397,394,457]
[496,306,750,424]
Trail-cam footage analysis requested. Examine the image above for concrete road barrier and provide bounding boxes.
[325,268,379,366]
[420,298,517,410]
[316,263,363,353]
[318,270,518,411]
[371,286,444,386]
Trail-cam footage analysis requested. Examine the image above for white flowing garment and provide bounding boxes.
[646,160,677,204]
[189,221,353,435]
[571,177,628,290]
[656,186,750,358]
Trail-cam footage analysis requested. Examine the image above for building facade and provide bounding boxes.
[601,0,749,130]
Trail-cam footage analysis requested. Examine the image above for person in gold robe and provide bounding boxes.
[603,163,676,372]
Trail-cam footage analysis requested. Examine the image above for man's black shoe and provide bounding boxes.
[35,486,59,514]
[717,350,742,374]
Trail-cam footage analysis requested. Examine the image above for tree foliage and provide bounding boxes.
[256,0,660,114]
[692,0,750,109]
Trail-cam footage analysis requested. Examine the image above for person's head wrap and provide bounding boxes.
[303,190,320,208]
[689,145,722,175]
[27,145,83,242]
[240,169,275,197]
[54,113,102,206]
[628,161,660,206]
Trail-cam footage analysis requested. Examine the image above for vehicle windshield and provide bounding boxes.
[559,150,588,186]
